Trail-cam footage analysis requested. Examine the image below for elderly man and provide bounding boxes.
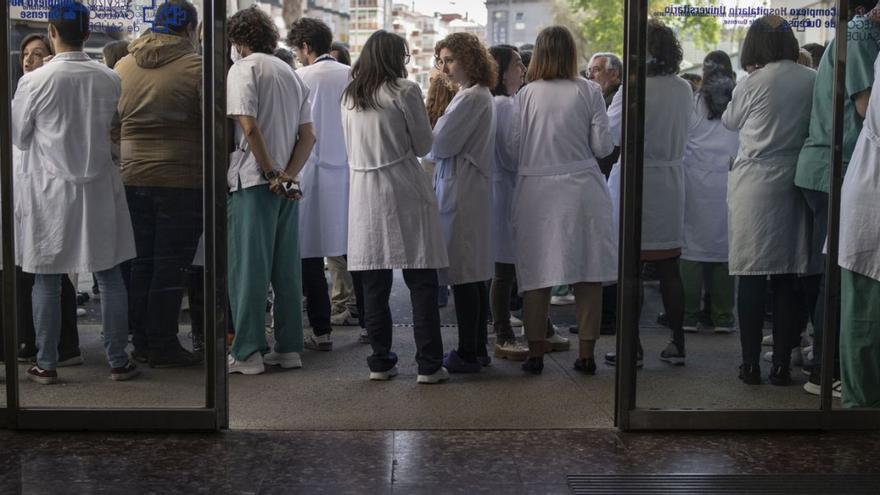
[586,52,622,107]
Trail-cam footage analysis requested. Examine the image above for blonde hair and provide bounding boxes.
[425,69,459,128]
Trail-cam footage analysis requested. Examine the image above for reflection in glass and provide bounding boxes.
[632,4,834,410]
[10,0,206,407]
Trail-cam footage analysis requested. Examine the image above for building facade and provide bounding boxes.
[485,0,554,47]
[304,0,351,43]
[349,0,393,60]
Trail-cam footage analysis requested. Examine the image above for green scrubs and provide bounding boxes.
[228,185,304,361]
[840,268,880,408]
[679,260,735,327]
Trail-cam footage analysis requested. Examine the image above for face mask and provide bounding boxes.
[230,44,243,63]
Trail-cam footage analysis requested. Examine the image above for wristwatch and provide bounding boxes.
[262,169,280,182]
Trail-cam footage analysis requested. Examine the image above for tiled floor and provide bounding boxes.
[0,429,879,494]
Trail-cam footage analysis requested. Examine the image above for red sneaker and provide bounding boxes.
[27,365,58,385]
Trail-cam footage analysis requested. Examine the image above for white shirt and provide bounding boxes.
[226,53,312,192]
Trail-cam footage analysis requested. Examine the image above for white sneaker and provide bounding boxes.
[263,350,302,369]
[762,334,773,346]
[714,326,736,334]
[683,324,699,333]
[417,366,450,384]
[228,352,265,375]
[550,294,575,306]
[330,309,356,326]
[369,366,399,381]
[509,315,523,327]
[76,308,87,317]
[803,379,842,398]
[546,333,571,352]
[304,332,333,351]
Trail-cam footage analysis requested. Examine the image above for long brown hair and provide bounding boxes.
[526,26,578,82]
[425,69,458,127]
[343,30,408,111]
[433,32,496,88]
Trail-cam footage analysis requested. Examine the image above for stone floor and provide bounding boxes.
[0,428,879,494]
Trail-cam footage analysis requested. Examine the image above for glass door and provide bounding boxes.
[2,0,228,430]
[616,0,880,429]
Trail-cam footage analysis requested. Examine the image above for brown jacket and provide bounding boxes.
[116,32,202,188]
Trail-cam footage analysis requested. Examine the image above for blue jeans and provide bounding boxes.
[33,265,130,370]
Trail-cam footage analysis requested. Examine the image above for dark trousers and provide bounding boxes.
[639,259,685,349]
[739,274,800,367]
[452,281,489,361]
[126,186,203,353]
[800,188,838,373]
[358,269,443,375]
[301,257,332,336]
[602,284,617,331]
[350,268,366,329]
[16,268,79,358]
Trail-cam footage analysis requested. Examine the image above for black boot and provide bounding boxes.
[738,363,761,385]
[521,356,543,375]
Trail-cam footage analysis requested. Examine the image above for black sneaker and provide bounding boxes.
[604,351,644,368]
[17,344,37,363]
[131,348,149,364]
[27,365,58,385]
[769,363,792,386]
[110,361,140,381]
[738,363,761,385]
[659,341,686,365]
[149,345,203,368]
[568,325,579,335]
[76,291,90,306]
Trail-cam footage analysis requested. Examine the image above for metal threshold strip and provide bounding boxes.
[567,474,880,494]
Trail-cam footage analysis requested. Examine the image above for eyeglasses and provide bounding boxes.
[434,56,451,69]
[404,52,411,64]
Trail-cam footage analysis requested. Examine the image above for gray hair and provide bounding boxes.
[590,52,622,75]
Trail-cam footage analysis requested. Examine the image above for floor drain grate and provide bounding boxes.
[567,474,880,494]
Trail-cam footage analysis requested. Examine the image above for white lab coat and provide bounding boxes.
[722,60,814,275]
[342,79,449,270]
[681,93,740,263]
[296,57,352,258]
[511,78,616,292]
[607,75,693,252]
[839,55,880,282]
[491,95,517,265]
[431,85,495,285]
[11,52,135,274]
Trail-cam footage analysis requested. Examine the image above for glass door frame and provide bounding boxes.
[1,0,228,431]
[615,0,880,430]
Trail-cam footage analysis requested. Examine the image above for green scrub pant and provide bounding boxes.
[679,260,735,327]
[840,268,880,408]
[228,185,304,361]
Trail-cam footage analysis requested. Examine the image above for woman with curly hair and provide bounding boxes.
[605,19,693,368]
[430,32,497,373]
[510,26,614,374]
[341,30,449,384]
[226,6,317,374]
[722,15,815,386]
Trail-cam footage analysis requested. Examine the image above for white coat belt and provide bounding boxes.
[518,159,597,177]
[351,152,416,172]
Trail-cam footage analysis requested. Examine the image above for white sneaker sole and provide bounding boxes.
[263,358,302,369]
[369,366,398,381]
[417,367,450,384]
[683,326,698,333]
[714,327,736,334]
[228,365,265,375]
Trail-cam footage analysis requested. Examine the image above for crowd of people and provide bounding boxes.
[4,0,880,408]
